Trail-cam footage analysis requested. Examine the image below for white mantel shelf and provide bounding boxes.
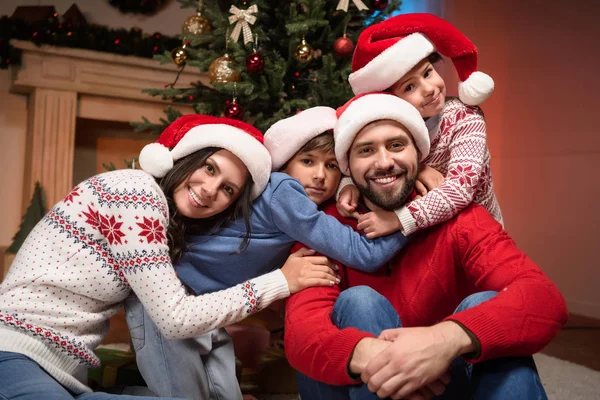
[9,39,208,211]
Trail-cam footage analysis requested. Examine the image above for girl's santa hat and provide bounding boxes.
[264,106,337,171]
[139,114,271,199]
[334,93,430,175]
[349,13,494,106]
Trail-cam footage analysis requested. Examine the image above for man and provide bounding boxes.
[284,93,567,400]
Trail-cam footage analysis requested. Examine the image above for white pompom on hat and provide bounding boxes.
[264,106,337,171]
[138,114,272,200]
[349,13,494,106]
[334,93,430,175]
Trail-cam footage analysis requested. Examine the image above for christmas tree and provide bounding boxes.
[134,0,401,134]
[7,182,47,254]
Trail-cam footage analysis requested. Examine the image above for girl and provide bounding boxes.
[338,13,503,237]
[0,114,338,400]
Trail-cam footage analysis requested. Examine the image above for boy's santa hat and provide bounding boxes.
[264,106,337,171]
[334,93,430,175]
[349,13,494,106]
[139,114,271,199]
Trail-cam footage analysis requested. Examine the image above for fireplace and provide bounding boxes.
[9,39,207,209]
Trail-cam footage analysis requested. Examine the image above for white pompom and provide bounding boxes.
[458,71,495,106]
[138,143,173,178]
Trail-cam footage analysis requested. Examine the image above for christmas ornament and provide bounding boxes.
[224,98,244,120]
[208,54,241,83]
[294,37,313,63]
[334,34,354,57]
[371,0,389,11]
[336,0,368,12]
[228,4,258,44]
[171,44,189,66]
[182,14,212,37]
[245,51,265,73]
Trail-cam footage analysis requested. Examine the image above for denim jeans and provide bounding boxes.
[296,287,548,400]
[124,295,242,400]
[0,351,183,400]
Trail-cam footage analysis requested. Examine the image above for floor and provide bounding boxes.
[541,313,600,371]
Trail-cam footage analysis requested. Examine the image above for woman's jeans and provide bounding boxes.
[0,351,183,400]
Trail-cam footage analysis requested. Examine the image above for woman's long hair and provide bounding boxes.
[158,147,254,263]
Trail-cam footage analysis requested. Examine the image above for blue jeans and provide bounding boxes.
[296,287,547,400]
[0,351,183,400]
[124,295,241,400]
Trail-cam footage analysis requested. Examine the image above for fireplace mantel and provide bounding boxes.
[9,39,207,210]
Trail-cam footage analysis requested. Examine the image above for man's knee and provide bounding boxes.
[455,291,498,313]
[332,286,399,331]
[334,286,388,316]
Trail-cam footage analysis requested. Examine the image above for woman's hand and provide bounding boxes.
[281,248,341,294]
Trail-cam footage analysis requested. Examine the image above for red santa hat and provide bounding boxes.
[334,92,430,175]
[138,114,271,199]
[349,13,494,106]
[264,106,337,171]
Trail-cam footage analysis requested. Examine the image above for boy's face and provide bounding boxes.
[281,149,341,205]
[389,57,446,118]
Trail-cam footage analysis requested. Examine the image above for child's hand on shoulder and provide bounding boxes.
[417,165,445,194]
[337,184,361,219]
[281,248,341,294]
[357,210,401,239]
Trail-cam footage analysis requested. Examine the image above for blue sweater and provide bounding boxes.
[176,172,407,295]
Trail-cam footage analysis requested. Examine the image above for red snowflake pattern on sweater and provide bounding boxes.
[399,98,503,235]
[137,216,166,244]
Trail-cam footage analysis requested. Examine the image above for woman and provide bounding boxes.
[0,114,339,399]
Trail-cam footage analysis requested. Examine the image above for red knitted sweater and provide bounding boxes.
[284,202,568,386]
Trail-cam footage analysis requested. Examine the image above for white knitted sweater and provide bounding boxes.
[0,169,289,393]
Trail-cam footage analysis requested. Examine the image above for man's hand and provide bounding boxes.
[361,322,474,399]
[357,210,402,238]
[417,165,445,192]
[337,185,361,219]
[348,338,391,376]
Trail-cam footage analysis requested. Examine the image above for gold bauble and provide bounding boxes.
[171,46,189,66]
[294,38,314,63]
[208,54,241,83]
[182,14,213,36]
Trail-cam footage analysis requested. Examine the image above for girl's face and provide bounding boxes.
[389,57,446,119]
[173,149,249,219]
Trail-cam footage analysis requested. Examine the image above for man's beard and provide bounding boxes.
[352,168,417,211]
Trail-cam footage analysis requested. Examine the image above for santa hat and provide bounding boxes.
[264,107,337,171]
[139,114,271,200]
[334,93,429,175]
[349,13,494,106]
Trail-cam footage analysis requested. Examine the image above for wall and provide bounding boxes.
[444,0,600,318]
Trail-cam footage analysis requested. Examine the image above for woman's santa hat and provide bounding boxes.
[349,13,494,106]
[264,106,337,171]
[139,114,271,199]
[334,93,430,175]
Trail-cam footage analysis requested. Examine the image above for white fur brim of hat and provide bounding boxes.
[334,94,430,175]
[139,124,271,200]
[349,33,435,95]
[264,107,337,171]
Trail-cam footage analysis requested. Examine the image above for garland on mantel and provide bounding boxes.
[0,14,180,69]
[108,0,169,15]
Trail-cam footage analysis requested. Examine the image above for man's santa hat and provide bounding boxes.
[264,106,337,171]
[139,114,271,199]
[349,13,494,106]
[334,93,430,175]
